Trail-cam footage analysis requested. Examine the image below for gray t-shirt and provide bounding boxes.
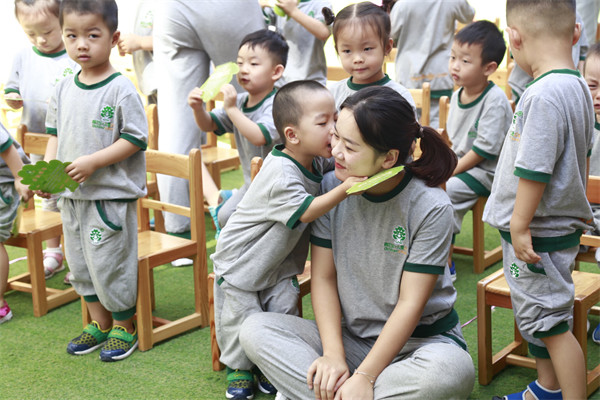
[267,0,331,86]
[329,75,416,114]
[5,47,79,133]
[590,122,600,176]
[390,0,474,95]
[212,145,329,291]
[45,72,148,200]
[131,0,156,96]
[447,82,512,194]
[483,70,594,247]
[311,170,458,339]
[210,89,281,184]
[0,122,29,185]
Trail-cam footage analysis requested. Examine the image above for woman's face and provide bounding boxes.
[332,108,387,181]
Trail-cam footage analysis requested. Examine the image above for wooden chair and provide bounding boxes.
[81,149,209,351]
[5,125,78,317]
[144,104,165,233]
[409,82,431,126]
[327,66,350,82]
[576,175,600,266]
[477,268,600,397]
[208,156,312,371]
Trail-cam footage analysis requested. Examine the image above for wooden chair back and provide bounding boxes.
[409,82,431,126]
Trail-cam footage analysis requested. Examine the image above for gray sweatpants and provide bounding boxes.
[216,182,248,229]
[153,0,265,233]
[0,183,19,242]
[59,198,138,312]
[446,176,479,235]
[501,239,578,349]
[214,276,300,370]
[240,313,475,399]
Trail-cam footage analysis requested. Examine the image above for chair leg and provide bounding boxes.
[208,273,225,371]
[136,259,154,351]
[477,277,494,384]
[27,233,47,317]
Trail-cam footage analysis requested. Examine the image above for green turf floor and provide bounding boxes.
[1,167,599,399]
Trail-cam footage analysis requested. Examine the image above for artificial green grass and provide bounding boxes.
[1,167,599,399]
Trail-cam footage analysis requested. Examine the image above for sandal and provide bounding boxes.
[493,380,562,400]
[43,251,64,279]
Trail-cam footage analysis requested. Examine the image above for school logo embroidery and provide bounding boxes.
[53,67,75,85]
[509,262,520,278]
[140,11,153,29]
[508,111,523,141]
[89,228,104,244]
[468,120,479,138]
[308,11,315,18]
[92,105,115,130]
[384,226,407,254]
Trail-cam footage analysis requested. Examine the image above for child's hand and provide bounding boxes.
[258,0,272,8]
[510,227,541,264]
[276,0,299,15]
[187,87,205,110]
[117,34,142,56]
[342,176,368,195]
[14,178,32,202]
[66,155,97,184]
[33,189,52,199]
[4,92,23,109]
[221,84,238,111]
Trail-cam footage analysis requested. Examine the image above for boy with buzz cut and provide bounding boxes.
[43,0,148,362]
[484,0,593,398]
[445,20,513,280]
[210,80,364,400]
[188,29,288,235]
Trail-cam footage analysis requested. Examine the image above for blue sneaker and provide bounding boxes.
[593,323,600,345]
[449,261,456,283]
[255,369,276,395]
[99,324,138,362]
[226,368,254,400]
[209,205,222,240]
[67,321,109,355]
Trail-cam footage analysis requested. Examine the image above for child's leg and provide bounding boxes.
[0,242,8,305]
[445,177,478,268]
[217,182,249,228]
[85,299,112,330]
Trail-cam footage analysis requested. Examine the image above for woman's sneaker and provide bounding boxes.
[0,302,13,324]
[226,368,255,399]
[67,321,110,355]
[99,324,138,362]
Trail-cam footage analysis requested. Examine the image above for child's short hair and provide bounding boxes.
[506,0,575,39]
[239,29,288,67]
[455,20,506,65]
[15,0,60,19]
[59,0,118,34]
[584,42,600,75]
[273,80,328,141]
[331,2,390,51]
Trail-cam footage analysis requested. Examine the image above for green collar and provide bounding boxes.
[595,121,600,131]
[75,71,121,90]
[32,46,67,58]
[346,74,391,91]
[527,69,581,88]
[458,81,495,109]
[362,168,413,203]
[243,88,277,112]
[272,144,323,182]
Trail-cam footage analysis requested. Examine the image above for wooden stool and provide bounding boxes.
[477,268,600,397]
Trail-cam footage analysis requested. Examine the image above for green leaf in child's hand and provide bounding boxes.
[200,62,240,102]
[346,166,404,194]
[18,160,79,194]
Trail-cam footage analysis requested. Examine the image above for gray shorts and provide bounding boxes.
[446,176,478,235]
[0,183,19,242]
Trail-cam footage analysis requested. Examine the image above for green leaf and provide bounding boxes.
[200,62,240,102]
[346,166,404,194]
[18,160,79,194]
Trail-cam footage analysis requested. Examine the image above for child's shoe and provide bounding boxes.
[593,323,600,345]
[43,250,64,279]
[0,302,13,324]
[63,272,73,285]
[449,261,456,283]
[492,379,562,400]
[226,368,255,400]
[67,320,110,355]
[99,324,138,362]
[255,369,276,395]
[274,393,289,400]
[208,205,222,240]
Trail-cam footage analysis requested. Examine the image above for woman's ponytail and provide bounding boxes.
[407,126,457,187]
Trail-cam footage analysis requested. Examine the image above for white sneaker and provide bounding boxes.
[275,392,289,400]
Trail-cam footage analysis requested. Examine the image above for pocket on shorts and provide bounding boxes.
[0,184,14,206]
[94,200,123,231]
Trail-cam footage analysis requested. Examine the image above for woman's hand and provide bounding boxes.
[307,355,350,400]
[334,373,374,400]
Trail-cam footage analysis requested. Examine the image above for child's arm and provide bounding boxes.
[65,139,141,184]
[453,150,484,176]
[299,176,366,223]
[187,88,218,132]
[118,34,153,55]
[4,93,23,110]
[276,0,331,41]
[2,145,32,202]
[221,84,267,147]
[510,177,545,263]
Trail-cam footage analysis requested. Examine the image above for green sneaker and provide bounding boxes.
[226,368,254,399]
[66,321,110,355]
[99,324,138,362]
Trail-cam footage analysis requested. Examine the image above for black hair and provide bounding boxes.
[584,42,600,75]
[59,0,118,34]
[239,29,289,67]
[341,86,457,187]
[15,0,60,19]
[273,80,329,143]
[330,2,391,52]
[455,20,506,65]
[506,0,575,39]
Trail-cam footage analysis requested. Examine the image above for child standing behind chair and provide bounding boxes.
[5,0,80,282]
[260,0,332,86]
[42,0,147,362]
[484,1,593,398]
[211,80,365,400]
[188,29,288,231]
[445,21,513,280]
[327,2,416,114]
[0,121,32,324]
[388,0,474,128]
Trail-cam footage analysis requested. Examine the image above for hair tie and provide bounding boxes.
[416,124,424,138]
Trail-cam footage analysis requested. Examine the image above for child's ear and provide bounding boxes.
[385,38,393,56]
[483,61,499,78]
[506,27,521,51]
[272,64,285,82]
[381,149,400,169]
[573,22,582,47]
[111,30,120,48]
[284,125,300,145]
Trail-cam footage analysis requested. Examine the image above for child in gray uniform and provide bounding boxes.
[42,0,147,363]
[484,1,593,398]
[212,80,365,400]
[0,122,32,324]
[188,29,288,232]
[445,21,513,279]
[240,86,475,400]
